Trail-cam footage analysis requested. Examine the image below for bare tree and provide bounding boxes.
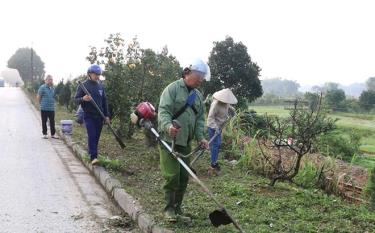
[258,95,336,186]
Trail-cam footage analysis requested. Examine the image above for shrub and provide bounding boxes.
[359,90,375,112]
[294,160,319,188]
[58,80,72,110]
[315,130,360,162]
[26,78,44,93]
[237,131,273,176]
[365,166,375,210]
[222,109,267,161]
[240,110,267,137]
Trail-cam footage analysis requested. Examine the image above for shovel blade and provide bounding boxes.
[209,209,233,227]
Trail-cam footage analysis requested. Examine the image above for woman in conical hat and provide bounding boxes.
[207,88,237,175]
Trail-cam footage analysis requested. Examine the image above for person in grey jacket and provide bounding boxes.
[207,88,237,174]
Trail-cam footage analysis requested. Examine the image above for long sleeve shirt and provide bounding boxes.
[207,99,232,129]
[158,78,205,147]
[74,79,109,118]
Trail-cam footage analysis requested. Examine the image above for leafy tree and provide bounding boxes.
[69,75,86,112]
[204,36,262,109]
[59,80,72,110]
[262,78,300,97]
[359,90,375,111]
[87,34,181,137]
[304,92,320,111]
[344,98,361,113]
[89,33,132,136]
[54,79,64,99]
[7,47,45,83]
[366,77,375,91]
[324,89,346,111]
[27,77,44,93]
[323,82,339,91]
[311,85,323,92]
[138,47,181,104]
[253,93,284,105]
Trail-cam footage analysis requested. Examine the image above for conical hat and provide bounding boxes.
[212,88,238,104]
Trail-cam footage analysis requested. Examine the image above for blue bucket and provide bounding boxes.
[61,120,73,134]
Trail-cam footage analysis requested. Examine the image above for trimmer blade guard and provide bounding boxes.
[209,209,233,227]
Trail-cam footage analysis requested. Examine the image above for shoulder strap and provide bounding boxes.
[172,90,198,119]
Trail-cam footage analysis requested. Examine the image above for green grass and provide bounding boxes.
[324,116,375,168]
[53,113,375,232]
[331,112,375,121]
[248,105,290,117]
[101,132,375,232]
[332,114,375,132]
[43,100,375,232]
[352,155,375,170]
[250,106,375,133]
[360,145,375,155]
[356,135,375,155]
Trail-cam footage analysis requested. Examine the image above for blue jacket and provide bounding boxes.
[74,79,109,118]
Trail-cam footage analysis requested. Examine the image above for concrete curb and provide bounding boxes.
[23,89,173,233]
[57,130,174,233]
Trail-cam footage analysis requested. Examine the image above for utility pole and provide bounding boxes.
[31,42,34,81]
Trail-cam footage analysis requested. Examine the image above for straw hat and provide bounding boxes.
[212,88,238,104]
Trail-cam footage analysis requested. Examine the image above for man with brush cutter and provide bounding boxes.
[131,59,245,232]
[157,58,210,223]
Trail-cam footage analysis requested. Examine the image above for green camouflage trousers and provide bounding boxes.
[159,144,191,192]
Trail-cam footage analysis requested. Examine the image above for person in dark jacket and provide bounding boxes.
[74,64,110,165]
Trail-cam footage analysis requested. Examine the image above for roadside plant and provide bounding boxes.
[314,129,360,162]
[87,34,181,138]
[365,165,375,210]
[257,95,336,186]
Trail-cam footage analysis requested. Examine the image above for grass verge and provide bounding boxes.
[50,103,375,232]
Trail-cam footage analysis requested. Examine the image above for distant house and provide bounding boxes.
[0,68,24,87]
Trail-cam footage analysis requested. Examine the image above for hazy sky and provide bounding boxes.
[1,0,374,86]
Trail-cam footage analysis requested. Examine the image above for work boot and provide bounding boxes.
[175,190,192,224]
[163,191,177,223]
[164,208,177,223]
[213,163,221,171]
[209,163,221,176]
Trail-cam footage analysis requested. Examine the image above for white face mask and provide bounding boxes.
[89,73,100,82]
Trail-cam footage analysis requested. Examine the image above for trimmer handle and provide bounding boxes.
[171,120,181,153]
[172,120,181,130]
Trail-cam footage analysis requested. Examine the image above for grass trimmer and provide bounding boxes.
[132,102,244,232]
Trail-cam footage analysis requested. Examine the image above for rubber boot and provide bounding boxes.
[163,191,177,223]
[175,190,192,224]
[209,163,221,176]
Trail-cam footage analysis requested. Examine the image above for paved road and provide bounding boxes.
[0,87,131,233]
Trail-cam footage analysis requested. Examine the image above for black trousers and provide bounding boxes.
[41,110,56,136]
